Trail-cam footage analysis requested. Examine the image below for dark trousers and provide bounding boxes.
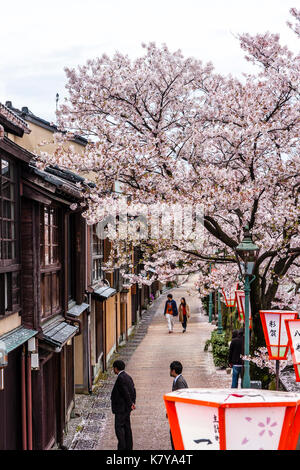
[114,411,133,450]
[181,315,187,330]
[231,365,243,388]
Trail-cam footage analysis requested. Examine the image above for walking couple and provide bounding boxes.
[164,294,190,333]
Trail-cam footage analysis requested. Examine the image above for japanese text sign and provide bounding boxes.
[260,310,298,360]
[285,319,300,382]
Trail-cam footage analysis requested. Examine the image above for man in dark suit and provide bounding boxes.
[169,361,188,449]
[111,360,136,450]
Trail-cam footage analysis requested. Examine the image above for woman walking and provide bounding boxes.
[178,297,190,333]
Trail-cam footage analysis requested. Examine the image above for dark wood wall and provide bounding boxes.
[20,197,40,330]
[0,347,23,450]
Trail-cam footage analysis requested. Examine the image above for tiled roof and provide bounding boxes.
[5,101,87,145]
[0,102,30,134]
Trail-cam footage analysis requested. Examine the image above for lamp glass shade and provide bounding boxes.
[222,283,238,308]
[260,311,298,360]
[0,341,8,367]
[235,290,252,328]
[164,388,300,450]
[236,227,259,262]
[285,319,300,382]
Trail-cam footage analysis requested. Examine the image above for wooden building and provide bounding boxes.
[0,102,89,449]
[0,101,163,449]
[0,103,38,450]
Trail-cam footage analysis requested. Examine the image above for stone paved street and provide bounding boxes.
[96,275,231,450]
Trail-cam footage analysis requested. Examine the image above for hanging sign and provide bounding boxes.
[285,319,300,382]
[259,310,298,360]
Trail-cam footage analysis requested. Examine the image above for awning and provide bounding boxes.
[41,319,78,352]
[67,302,89,317]
[0,326,38,353]
[93,286,117,300]
[147,268,156,273]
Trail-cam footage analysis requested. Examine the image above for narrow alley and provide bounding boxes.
[96,276,231,450]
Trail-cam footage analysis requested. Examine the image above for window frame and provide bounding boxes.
[0,154,20,316]
[40,204,62,320]
[91,223,104,284]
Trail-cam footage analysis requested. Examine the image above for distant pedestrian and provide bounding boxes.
[111,360,136,450]
[164,293,178,333]
[168,361,188,449]
[178,297,190,333]
[228,330,244,388]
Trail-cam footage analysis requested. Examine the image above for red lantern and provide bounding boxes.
[235,290,252,329]
[260,310,298,360]
[164,388,300,450]
[222,283,239,307]
[285,319,300,382]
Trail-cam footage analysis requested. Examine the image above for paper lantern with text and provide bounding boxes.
[164,388,300,450]
[235,290,252,328]
[222,283,239,307]
[285,319,300,382]
[260,310,298,360]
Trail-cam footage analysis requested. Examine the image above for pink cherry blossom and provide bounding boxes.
[35,10,300,317]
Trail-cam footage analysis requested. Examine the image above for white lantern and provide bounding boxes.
[164,388,300,450]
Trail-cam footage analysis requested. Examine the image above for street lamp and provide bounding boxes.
[285,318,300,382]
[120,287,130,341]
[235,225,259,388]
[208,263,213,323]
[214,249,226,334]
[260,310,298,389]
[217,289,223,334]
[0,340,8,390]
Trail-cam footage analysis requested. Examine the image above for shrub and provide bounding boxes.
[210,330,229,369]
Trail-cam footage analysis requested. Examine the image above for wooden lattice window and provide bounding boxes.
[92,224,104,283]
[0,158,17,261]
[40,206,61,319]
[0,156,20,315]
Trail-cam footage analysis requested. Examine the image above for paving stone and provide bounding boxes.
[74,439,97,450]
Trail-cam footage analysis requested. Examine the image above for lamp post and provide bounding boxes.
[235,225,259,388]
[0,340,8,390]
[208,263,213,323]
[217,289,223,334]
[120,287,129,341]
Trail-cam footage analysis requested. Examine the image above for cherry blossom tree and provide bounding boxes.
[36,8,300,349]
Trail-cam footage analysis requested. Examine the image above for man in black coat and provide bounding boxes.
[228,330,244,388]
[170,360,188,391]
[111,360,136,450]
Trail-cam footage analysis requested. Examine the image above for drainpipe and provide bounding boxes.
[21,346,27,450]
[115,298,118,352]
[87,298,92,394]
[27,352,33,450]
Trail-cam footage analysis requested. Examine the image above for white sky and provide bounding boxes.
[0,0,298,122]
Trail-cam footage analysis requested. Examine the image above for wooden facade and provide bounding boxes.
[0,102,164,449]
